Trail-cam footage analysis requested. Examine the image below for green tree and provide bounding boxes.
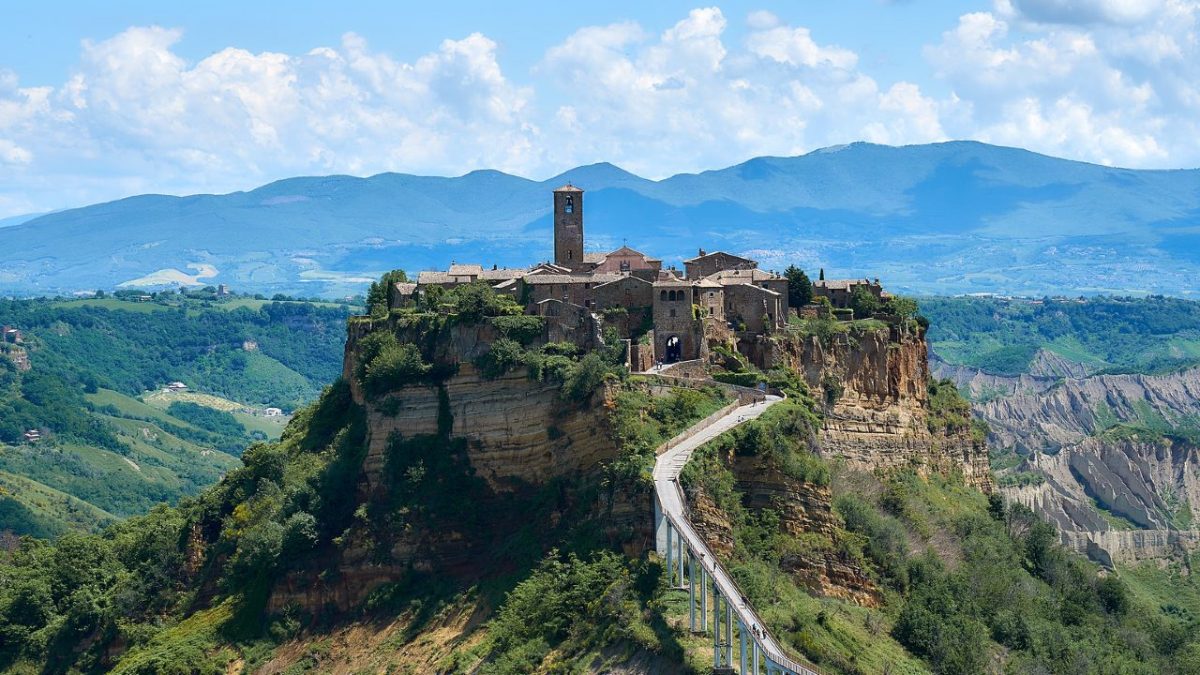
[784,265,813,309]
[367,269,409,318]
[849,285,881,319]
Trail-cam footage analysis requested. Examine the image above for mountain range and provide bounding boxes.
[2,140,1199,298]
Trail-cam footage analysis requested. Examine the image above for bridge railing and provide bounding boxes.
[660,483,818,675]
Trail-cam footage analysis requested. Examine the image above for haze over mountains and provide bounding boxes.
[2,140,1198,298]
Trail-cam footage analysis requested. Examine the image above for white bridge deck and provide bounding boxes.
[652,389,819,675]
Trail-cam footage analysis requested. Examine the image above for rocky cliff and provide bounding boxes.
[1005,434,1200,564]
[943,357,1200,563]
[270,320,647,614]
[763,328,992,491]
[980,366,1200,454]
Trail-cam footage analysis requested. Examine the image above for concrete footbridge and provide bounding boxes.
[651,386,819,675]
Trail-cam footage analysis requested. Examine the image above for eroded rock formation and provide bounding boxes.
[765,328,992,491]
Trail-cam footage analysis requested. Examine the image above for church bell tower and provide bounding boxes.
[553,184,584,270]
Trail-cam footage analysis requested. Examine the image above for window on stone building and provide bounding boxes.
[660,290,667,301]
[670,309,676,317]
[565,195,574,213]
[709,307,714,316]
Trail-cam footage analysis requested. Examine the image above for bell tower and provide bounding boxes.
[553,184,584,270]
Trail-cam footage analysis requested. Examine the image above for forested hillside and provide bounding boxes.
[922,295,1200,376]
[0,293,355,538]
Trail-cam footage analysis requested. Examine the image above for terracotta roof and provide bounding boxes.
[417,271,457,284]
[653,279,692,287]
[448,263,483,276]
[814,278,872,291]
[725,282,781,297]
[529,263,572,274]
[393,282,417,295]
[478,268,526,281]
[594,275,652,289]
[583,252,608,263]
[524,273,625,285]
[693,279,724,289]
[708,268,785,283]
[553,184,584,192]
[683,250,754,264]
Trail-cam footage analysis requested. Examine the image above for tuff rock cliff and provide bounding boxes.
[939,358,1200,564]
[761,328,992,492]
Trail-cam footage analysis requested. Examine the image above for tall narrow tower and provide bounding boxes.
[553,184,584,270]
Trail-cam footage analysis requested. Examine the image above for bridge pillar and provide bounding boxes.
[752,641,759,674]
[677,531,685,587]
[688,551,696,632]
[739,619,747,674]
[665,523,673,585]
[725,599,734,666]
[654,495,667,555]
[712,590,721,667]
[700,567,708,632]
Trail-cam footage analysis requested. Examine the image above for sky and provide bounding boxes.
[1,0,1198,217]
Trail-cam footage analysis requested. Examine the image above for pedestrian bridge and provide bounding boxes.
[652,390,819,675]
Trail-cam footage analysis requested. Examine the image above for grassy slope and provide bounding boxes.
[0,388,240,534]
[0,470,117,538]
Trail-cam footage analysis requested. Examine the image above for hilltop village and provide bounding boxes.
[391,184,886,369]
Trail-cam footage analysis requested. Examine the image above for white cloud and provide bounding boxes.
[925,3,1198,167]
[0,26,537,214]
[4,5,1200,217]
[1003,0,1167,25]
[538,7,943,177]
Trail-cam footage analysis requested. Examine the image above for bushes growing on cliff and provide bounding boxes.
[926,377,988,443]
[354,330,433,396]
[477,550,674,675]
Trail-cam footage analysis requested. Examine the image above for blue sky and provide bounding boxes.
[1,1,1197,217]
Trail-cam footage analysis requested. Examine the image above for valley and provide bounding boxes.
[0,292,356,537]
[926,295,1200,567]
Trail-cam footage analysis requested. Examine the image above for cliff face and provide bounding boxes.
[732,455,882,606]
[271,321,646,613]
[1005,435,1200,564]
[931,354,1059,401]
[764,328,992,491]
[980,367,1200,454]
[942,356,1200,563]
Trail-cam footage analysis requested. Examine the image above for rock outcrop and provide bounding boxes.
[981,366,1200,454]
[271,320,647,614]
[931,354,1059,401]
[945,356,1200,563]
[1005,435,1200,564]
[732,455,881,606]
[764,328,992,491]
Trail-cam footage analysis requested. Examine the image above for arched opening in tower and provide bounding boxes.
[665,335,681,363]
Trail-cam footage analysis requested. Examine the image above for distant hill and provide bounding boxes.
[3,141,1199,297]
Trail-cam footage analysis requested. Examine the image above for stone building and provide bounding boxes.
[591,246,662,274]
[722,283,784,333]
[400,184,877,366]
[684,250,756,280]
[652,279,699,362]
[813,278,884,309]
[554,185,585,270]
